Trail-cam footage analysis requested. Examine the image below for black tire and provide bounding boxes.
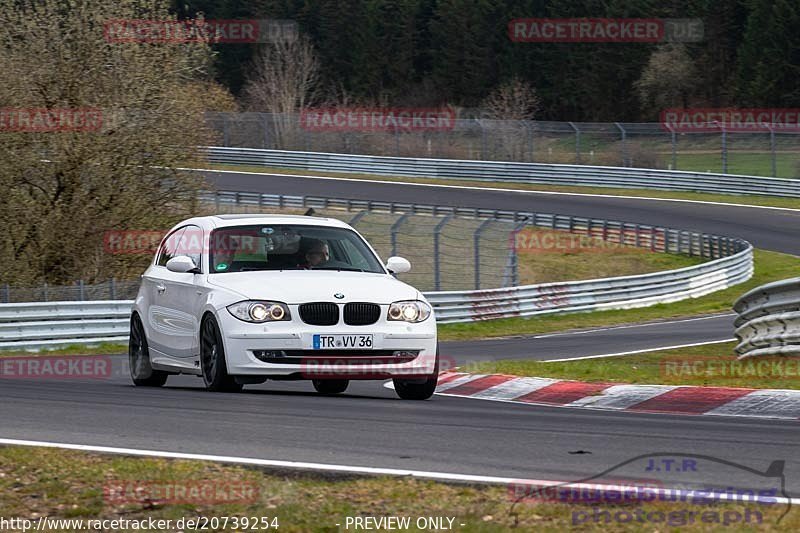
[200,315,242,392]
[393,349,439,400]
[129,314,168,387]
[312,379,349,395]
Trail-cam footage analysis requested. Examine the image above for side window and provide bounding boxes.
[176,225,203,270]
[156,228,186,267]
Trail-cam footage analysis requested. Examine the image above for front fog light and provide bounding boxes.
[227,301,291,323]
[253,350,287,362]
[387,301,431,323]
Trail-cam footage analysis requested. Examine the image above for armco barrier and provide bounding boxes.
[204,146,800,198]
[431,250,751,323]
[0,301,131,351]
[1,195,753,349]
[733,278,800,359]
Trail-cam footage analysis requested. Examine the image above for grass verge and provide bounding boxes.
[670,152,800,179]
[0,446,795,531]
[0,342,127,357]
[469,342,800,390]
[438,249,799,341]
[515,234,703,283]
[204,163,800,210]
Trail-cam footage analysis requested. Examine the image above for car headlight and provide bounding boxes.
[227,301,290,323]
[387,300,431,323]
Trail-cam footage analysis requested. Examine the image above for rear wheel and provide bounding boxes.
[200,315,242,392]
[129,314,168,387]
[312,379,349,395]
[393,349,439,400]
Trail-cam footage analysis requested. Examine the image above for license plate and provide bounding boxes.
[313,334,373,349]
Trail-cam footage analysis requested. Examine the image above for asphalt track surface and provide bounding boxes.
[3,170,800,492]
[3,363,799,491]
[445,314,734,364]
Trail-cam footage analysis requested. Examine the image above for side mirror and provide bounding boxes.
[166,256,200,274]
[385,256,411,274]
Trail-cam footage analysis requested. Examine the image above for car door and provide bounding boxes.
[145,226,192,364]
[165,225,207,369]
[152,224,205,366]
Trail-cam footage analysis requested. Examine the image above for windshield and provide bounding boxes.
[208,224,385,274]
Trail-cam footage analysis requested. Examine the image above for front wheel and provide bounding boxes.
[393,350,439,400]
[129,314,168,387]
[200,315,242,392]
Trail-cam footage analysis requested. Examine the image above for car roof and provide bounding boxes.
[177,214,352,230]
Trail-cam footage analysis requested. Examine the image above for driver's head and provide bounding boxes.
[305,239,329,266]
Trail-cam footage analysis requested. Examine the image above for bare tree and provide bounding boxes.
[635,44,697,112]
[243,34,320,149]
[480,77,541,121]
[479,77,540,160]
[0,0,229,285]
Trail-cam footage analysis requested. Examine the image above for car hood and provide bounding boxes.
[206,271,421,304]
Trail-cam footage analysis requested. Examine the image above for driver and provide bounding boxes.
[300,239,330,268]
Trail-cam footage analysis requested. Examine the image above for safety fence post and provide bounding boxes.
[569,122,581,164]
[473,218,494,289]
[433,215,453,291]
[615,122,627,166]
[390,214,410,257]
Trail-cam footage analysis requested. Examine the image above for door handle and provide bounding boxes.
[156,284,166,294]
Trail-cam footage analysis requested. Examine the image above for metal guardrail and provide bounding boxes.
[733,278,800,358]
[0,301,132,351]
[204,146,800,198]
[1,194,753,349]
[432,251,751,323]
[205,112,800,178]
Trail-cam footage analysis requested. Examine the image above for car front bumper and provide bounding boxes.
[217,309,438,379]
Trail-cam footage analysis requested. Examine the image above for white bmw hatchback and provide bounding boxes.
[130,214,439,399]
